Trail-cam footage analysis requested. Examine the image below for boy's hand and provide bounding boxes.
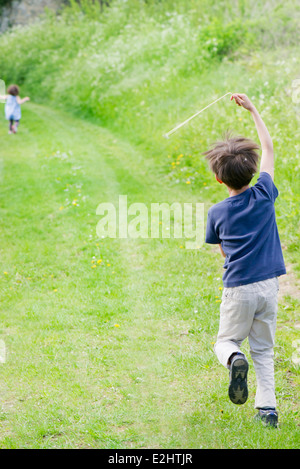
[231,93,255,112]
[231,94,274,180]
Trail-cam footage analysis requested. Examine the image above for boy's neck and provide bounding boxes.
[227,185,250,197]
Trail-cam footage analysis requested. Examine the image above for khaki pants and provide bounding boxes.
[214,277,279,409]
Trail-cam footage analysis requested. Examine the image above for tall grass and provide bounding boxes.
[0,0,299,448]
[0,1,298,110]
[0,0,299,253]
[0,0,299,243]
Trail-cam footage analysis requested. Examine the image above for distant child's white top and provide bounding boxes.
[5,95,21,121]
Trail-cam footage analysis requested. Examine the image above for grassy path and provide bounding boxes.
[0,104,299,448]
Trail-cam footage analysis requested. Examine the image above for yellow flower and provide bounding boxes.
[3,271,8,275]
[114,324,120,327]
[53,289,57,292]
[59,206,64,210]
[91,265,96,269]
[107,263,111,267]
[186,181,191,184]
[219,286,223,290]
[97,259,102,264]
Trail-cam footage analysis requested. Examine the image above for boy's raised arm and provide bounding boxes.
[231,93,274,181]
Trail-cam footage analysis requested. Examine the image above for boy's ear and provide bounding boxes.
[215,175,223,184]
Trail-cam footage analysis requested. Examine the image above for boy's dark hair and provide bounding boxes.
[7,84,19,96]
[203,133,260,190]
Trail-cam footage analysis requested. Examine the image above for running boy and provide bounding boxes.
[204,93,286,427]
[1,84,30,134]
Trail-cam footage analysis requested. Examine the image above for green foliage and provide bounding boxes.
[198,18,251,59]
[0,0,299,448]
[0,0,299,247]
[0,0,11,9]
[0,101,299,449]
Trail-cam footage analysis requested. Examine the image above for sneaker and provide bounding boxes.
[255,408,278,428]
[228,353,248,405]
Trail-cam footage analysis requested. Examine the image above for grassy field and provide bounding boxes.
[0,0,299,449]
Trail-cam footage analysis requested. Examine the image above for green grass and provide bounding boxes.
[0,102,299,449]
[0,0,299,449]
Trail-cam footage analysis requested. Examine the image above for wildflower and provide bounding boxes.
[114,324,120,327]
[107,263,111,267]
[3,272,8,275]
[59,206,64,210]
[186,181,191,184]
[97,259,102,264]
[91,265,96,269]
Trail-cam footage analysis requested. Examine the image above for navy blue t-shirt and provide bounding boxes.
[205,172,286,287]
